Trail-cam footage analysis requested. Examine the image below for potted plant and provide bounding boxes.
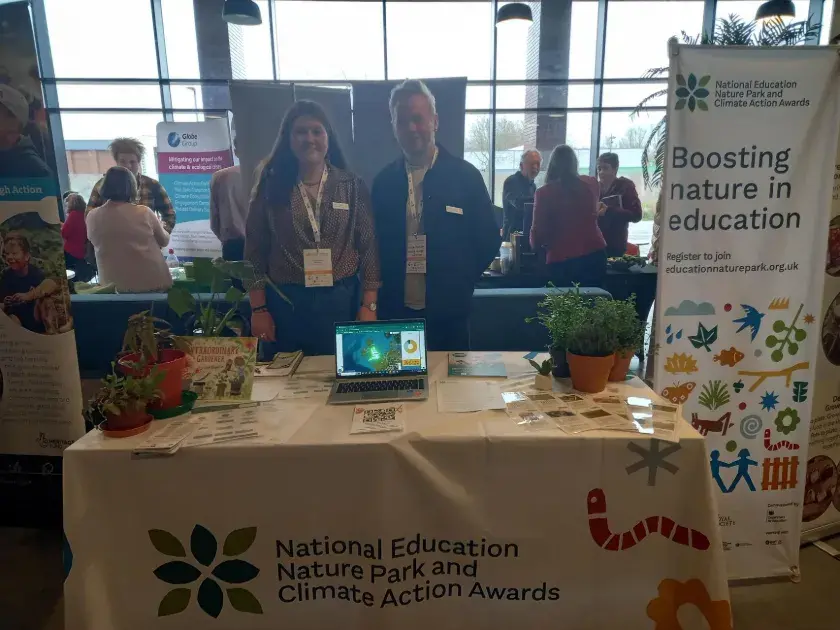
[565,298,618,393]
[527,285,587,377]
[529,358,554,390]
[608,295,647,382]
[118,310,185,410]
[87,364,164,437]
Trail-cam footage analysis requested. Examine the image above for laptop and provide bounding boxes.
[327,319,429,405]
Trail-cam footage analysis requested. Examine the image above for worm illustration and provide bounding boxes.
[587,489,710,551]
[764,428,799,451]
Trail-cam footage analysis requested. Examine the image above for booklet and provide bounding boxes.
[255,350,304,378]
[176,336,258,401]
[448,352,507,377]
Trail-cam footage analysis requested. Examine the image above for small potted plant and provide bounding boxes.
[609,295,646,382]
[527,285,586,377]
[529,358,554,390]
[565,298,618,393]
[118,310,186,410]
[87,364,164,437]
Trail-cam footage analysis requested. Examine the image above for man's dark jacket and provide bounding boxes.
[371,145,501,321]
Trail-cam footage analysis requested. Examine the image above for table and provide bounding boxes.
[63,353,729,630]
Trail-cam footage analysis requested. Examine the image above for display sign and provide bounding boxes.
[156,120,233,258]
[0,2,83,497]
[176,336,257,401]
[654,45,840,580]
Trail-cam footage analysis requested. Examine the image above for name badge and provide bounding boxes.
[303,249,333,287]
[332,202,350,210]
[445,206,463,215]
[407,235,426,274]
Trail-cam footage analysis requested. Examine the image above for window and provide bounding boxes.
[55,83,162,110]
[228,1,273,79]
[569,1,600,79]
[275,2,384,79]
[604,1,704,78]
[44,0,159,78]
[386,2,493,79]
[465,113,492,192]
[161,0,201,79]
[821,0,835,44]
[714,1,766,23]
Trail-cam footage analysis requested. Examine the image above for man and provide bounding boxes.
[87,137,176,233]
[596,152,642,257]
[371,79,500,350]
[502,149,541,240]
[0,85,51,178]
[209,136,248,261]
[0,232,58,334]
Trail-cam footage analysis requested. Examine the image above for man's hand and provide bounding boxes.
[597,202,607,216]
[357,306,377,322]
[4,292,30,305]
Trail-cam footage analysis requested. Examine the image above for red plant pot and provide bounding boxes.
[103,407,152,435]
[118,349,187,410]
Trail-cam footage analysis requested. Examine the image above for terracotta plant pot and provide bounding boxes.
[118,349,187,410]
[566,351,615,393]
[550,346,570,378]
[103,406,152,434]
[609,350,634,382]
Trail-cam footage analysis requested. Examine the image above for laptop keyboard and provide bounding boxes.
[337,379,424,394]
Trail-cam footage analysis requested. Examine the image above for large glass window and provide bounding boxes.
[161,0,201,79]
[228,1,273,79]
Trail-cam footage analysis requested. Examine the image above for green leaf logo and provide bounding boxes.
[675,73,711,112]
[149,525,262,618]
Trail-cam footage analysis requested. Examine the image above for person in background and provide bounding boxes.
[0,232,59,333]
[86,167,172,293]
[530,145,606,287]
[246,100,380,357]
[61,192,94,282]
[0,85,51,178]
[87,138,176,233]
[596,152,643,257]
[371,80,500,351]
[210,136,248,261]
[502,149,541,240]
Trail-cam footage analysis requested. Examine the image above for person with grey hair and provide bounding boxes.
[371,79,500,350]
[502,149,541,240]
[0,84,51,178]
[86,166,172,293]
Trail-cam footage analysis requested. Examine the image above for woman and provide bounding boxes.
[596,152,643,257]
[86,166,172,293]
[530,145,606,287]
[246,100,380,357]
[61,192,94,281]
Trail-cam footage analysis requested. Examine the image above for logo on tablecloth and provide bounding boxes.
[149,525,263,618]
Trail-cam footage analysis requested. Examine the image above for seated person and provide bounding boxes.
[61,192,94,282]
[596,152,643,257]
[86,166,173,293]
[0,232,59,333]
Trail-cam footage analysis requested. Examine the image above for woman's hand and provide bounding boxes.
[597,202,607,216]
[251,310,276,342]
[357,306,377,322]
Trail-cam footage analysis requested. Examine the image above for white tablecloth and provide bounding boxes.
[64,353,730,630]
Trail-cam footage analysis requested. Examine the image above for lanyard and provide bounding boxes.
[406,147,439,233]
[297,166,329,246]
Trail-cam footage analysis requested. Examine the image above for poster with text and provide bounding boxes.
[654,46,840,580]
[156,119,233,259]
[802,138,840,540]
[0,2,83,498]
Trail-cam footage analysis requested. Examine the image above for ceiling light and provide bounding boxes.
[755,0,795,21]
[223,0,262,26]
[496,3,533,28]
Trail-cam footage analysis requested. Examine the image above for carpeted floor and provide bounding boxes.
[3,527,839,629]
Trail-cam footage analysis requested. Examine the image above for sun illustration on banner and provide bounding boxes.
[647,578,732,630]
[149,525,262,618]
[675,74,711,112]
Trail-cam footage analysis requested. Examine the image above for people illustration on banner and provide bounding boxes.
[710,448,757,494]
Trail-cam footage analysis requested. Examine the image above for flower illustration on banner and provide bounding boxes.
[675,74,711,112]
[766,303,807,362]
[647,578,732,630]
[149,525,262,618]
[774,407,800,435]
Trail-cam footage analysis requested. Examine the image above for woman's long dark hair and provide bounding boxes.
[253,100,347,207]
[545,144,582,188]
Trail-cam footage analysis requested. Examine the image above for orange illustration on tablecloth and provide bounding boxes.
[647,578,732,630]
[587,489,710,551]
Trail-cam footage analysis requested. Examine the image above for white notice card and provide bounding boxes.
[350,403,406,434]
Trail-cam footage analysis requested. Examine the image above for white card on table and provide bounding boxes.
[351,403,406,434]
[303,249,333,287]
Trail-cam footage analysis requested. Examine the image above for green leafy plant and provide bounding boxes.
[122,310,175,364]
[698,380,730,411]
[609,294,647,354]
[792,381,808,403]
[634,14,820,191]
[528,358,553,376]
[564,297,621,357]
[688,322,718,352]
[526,284,588,351]
[766,303,806,362]
[88,363,164,418]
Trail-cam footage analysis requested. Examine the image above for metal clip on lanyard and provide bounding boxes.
[297,166,329,250]
[406,147,439,237]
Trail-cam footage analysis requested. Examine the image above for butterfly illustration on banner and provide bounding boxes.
[661,382,696,405]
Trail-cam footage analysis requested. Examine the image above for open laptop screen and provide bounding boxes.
[335,319,427,378]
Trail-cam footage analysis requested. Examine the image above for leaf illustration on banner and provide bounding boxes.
[792,382,808,403]
[766,303,806,363]
[223,527,258,557]
[688,322,718,352]
[227,588,264,614]
[698,381,730,410]
[158,589,191,617]
[698,75,711,87]
[191,525,218,567]
[198,578,224,618]
[148,529,186,558]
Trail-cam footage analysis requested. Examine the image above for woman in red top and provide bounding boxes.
[530,145,607,287]
[61,192,94,281]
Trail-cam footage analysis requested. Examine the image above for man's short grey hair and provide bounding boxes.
[389,79,437,120]
[520,149,541,163]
